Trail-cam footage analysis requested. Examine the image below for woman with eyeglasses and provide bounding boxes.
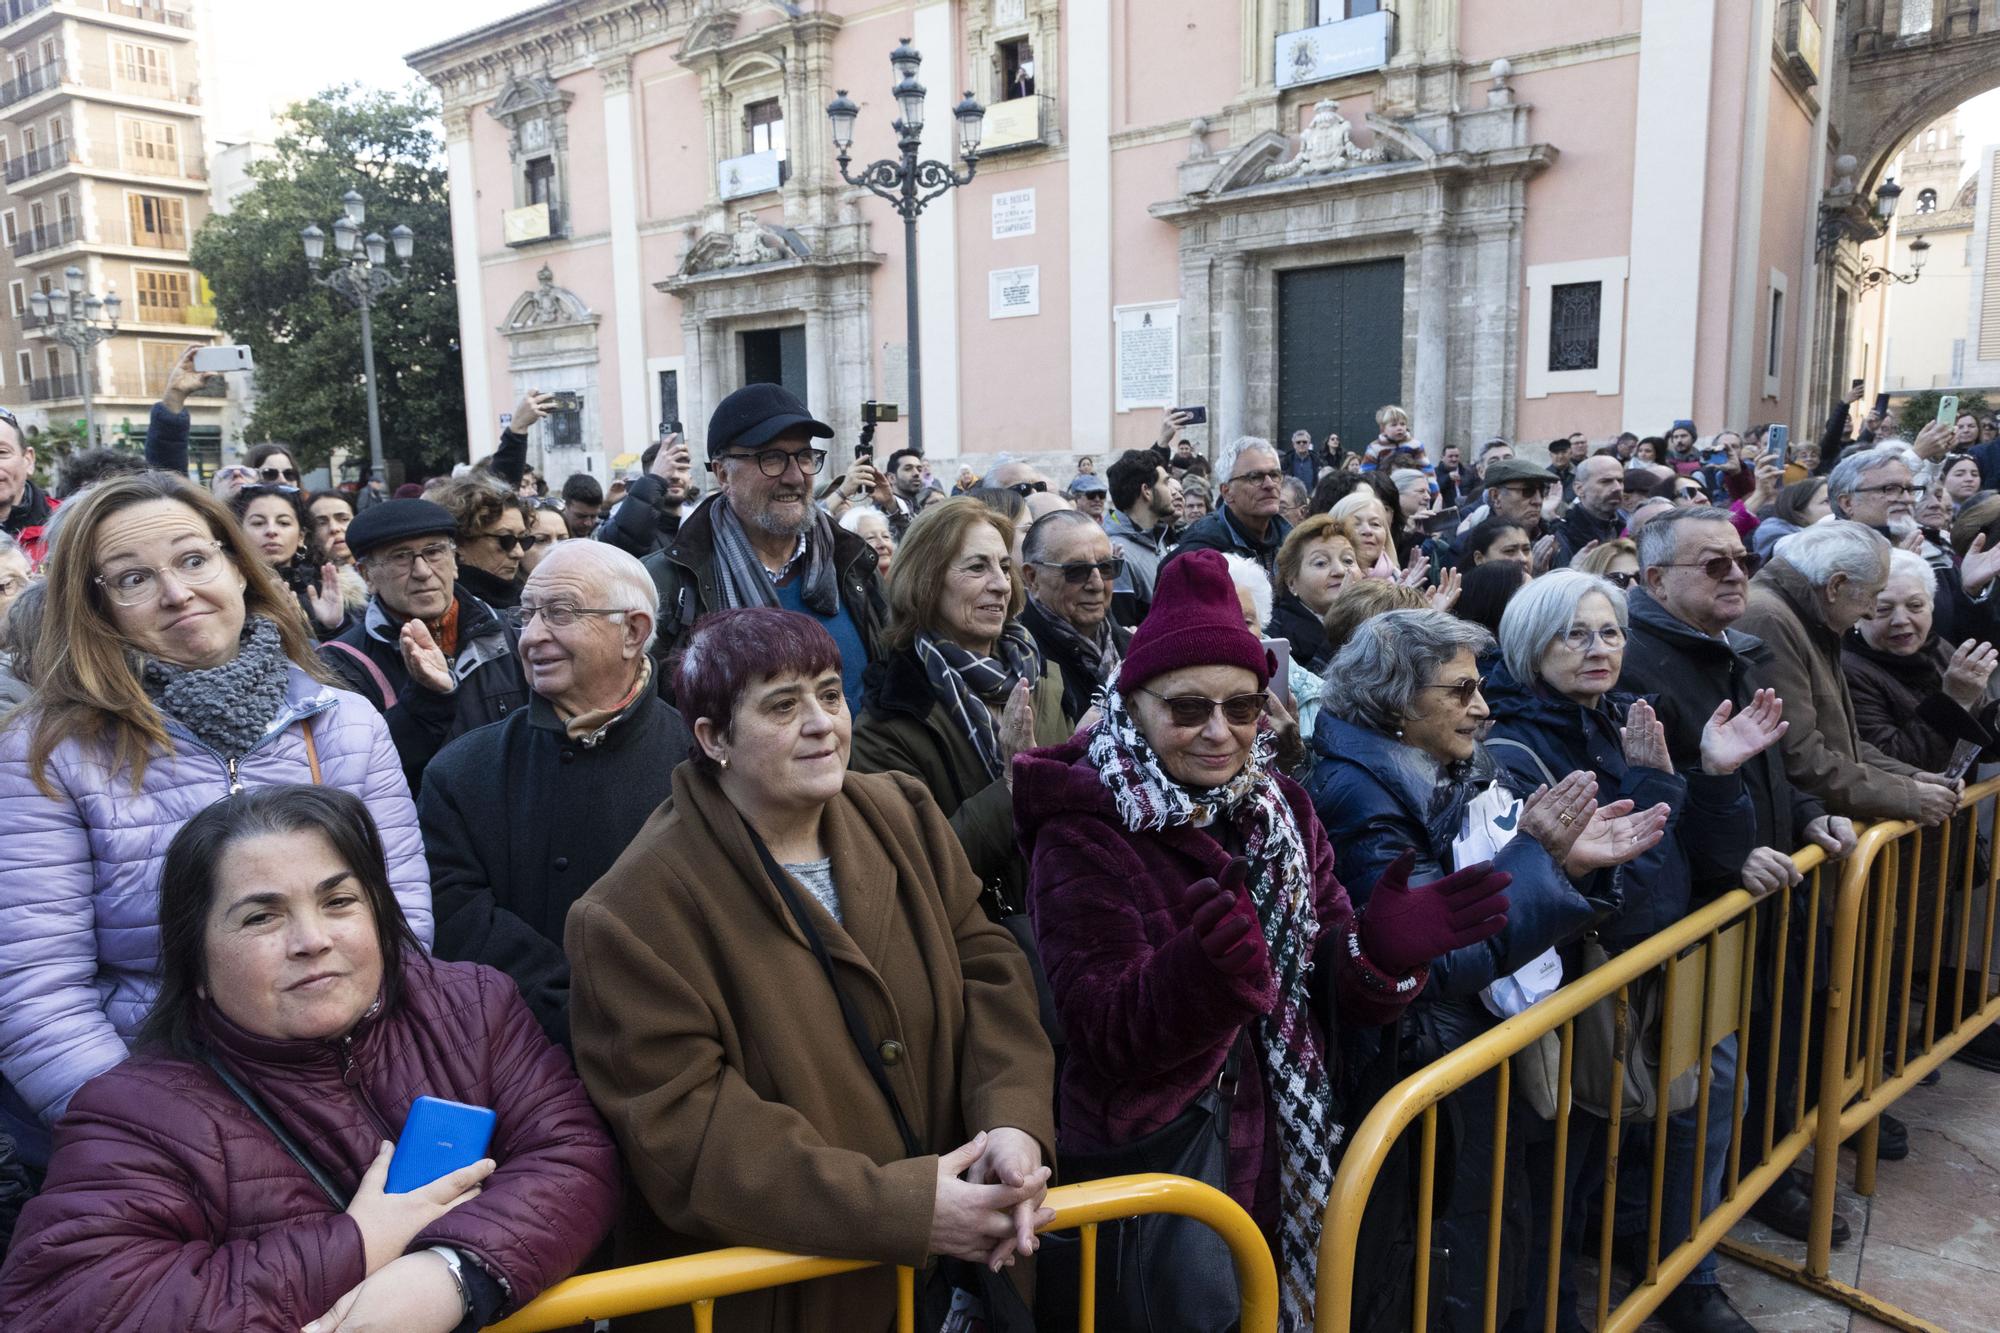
[1017,554,1511,1328]
[427,474,531,610]
[520,500,570,576]
[230,484,353,639]
[1483,570,1777,1332]
[0,472,431,1172]
[851,498,1072,918]
[1573,537,1641,589]
[1306,605,1668,1333]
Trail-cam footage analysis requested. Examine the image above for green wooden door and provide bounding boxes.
[1277,259,1405,461]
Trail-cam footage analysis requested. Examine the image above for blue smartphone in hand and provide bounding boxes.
[386,1096,497,1194]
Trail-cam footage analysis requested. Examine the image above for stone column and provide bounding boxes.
[442,105,492,460]
[802,294,834,439]
[1215,253,1250,453]
[1068,0,1113,457]
[1413,225,1450,459]
[599,55,650,456]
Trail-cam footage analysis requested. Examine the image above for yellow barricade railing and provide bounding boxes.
[1318,774,2000,1333]
[490,1173,1279,1333]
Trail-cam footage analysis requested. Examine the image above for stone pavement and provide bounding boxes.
[1670,1059,2000,1332]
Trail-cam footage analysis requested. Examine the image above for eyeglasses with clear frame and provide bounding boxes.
[94,541,231,606]
[508,603,630,631]
[1555,623,1627,653]
[367,540,456,575]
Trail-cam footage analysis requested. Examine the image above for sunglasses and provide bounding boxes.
[1604,570,1636,589]
[1136,687,1268,728]
[1420,677,1486,706]
[481,531,534,554]
[1663,553,1753,581]
[1032,556,1124,585]
[1009,481,1049,496]
[259,466,300,483]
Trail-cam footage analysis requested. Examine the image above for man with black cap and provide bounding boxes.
[320,497,527,791]
[643,383,886,706]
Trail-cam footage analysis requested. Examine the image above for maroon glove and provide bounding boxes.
[1185,858,1269,979]
[1357,850,1511,976]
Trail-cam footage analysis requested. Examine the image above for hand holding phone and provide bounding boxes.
[1938,394,1962,430]
[1767,424,1790,466]
[387,1096,498,1194]
[191,345,254,374]
[1169,405,1209,426]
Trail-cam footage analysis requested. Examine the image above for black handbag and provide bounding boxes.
[747,832,1036,1333]
[1035,1044,1243,1333]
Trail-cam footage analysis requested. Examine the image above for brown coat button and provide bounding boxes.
[878,1040,905,1066]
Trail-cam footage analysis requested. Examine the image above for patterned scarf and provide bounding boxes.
[1027,595,1122,695]
[912,623,1043,781]
[709,494,840,617]
[142,616,292,763]
[1087,687,1338,1332]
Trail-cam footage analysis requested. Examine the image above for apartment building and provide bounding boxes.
[0,0,220,454]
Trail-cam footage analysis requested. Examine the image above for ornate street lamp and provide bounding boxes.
[27,263,120,443]
[1856,234,1930,294]
[302,186,415,478]
[827,41,984,453]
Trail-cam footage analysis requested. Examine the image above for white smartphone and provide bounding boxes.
[1261,636,1293,710]
[191,345,254,374]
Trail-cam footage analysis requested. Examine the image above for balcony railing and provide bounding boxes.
[120,152,205,180]
[130,223,186,251]
[0,55,62,110]
[12,214,77,258]
[0,0,56,30]
[110,74,197,103]
[131,301,211,325]
[28,373,80,402]
[4,138,72,184]
[106,0,193,28]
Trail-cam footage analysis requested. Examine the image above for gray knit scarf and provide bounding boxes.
[142,616,292,763]
[709,495,841,618]
[1027,594,1122,695]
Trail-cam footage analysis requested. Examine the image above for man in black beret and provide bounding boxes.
[319,498,527,791]
[642,383,886,706]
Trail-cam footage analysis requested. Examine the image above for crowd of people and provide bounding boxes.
[0,341,1997,1333]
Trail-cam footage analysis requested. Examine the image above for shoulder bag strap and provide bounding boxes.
[199,1048,350,1209]
[299,716,322,785]
[744,828,926,1160]
[1485,736,1559,790]
[323,638,400,710]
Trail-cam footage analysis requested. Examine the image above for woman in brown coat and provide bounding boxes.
[567,608,1057,1333]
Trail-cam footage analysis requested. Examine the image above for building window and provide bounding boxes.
[45,347,61,380]
[0,212,14,247]
[999,38,1035,99]
[1548,281,1602,372]
[1767,288,1784,378]
[7,281,22,316]
[133,267,191,321]
[128,192,184,248]
[46,115,62,145]
[525,156,554,206]
[1317,0,1379,19]
[112,40,171,94]
[121,118,181,175]
[744,97,788,183]
[17,351,33,385]
[1917,187,1938,214]
[140,339,184,395]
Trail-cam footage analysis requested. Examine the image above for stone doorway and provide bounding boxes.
[741,324,808,402]
[1277,258,1405,456]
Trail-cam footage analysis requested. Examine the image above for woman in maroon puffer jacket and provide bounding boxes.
[0,784,620,1333]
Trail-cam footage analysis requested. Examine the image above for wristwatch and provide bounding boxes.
[428,1245,472,1320]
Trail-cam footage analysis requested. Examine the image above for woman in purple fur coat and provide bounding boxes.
[1015,548,1514,1331]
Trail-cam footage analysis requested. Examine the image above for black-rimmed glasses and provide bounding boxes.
[367,540,455,575]
[1136,687,1268,727]
[1009,480,1049,496]
[1031,556,1124,585]
[259,465,300,484]
[720,445,828,478]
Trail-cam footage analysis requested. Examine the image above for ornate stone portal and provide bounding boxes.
[1264,100,1382,179]
[679,212,811,274]
[500,267,602,468]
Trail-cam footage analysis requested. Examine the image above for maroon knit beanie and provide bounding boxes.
[1118,548,1274,694]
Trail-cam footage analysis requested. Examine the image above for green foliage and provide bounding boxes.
[191,84,464,476]
[1896,389,1991,442]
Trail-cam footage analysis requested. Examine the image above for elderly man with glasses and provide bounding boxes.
[1167,434,1294,576]
[1018,509,1132,720]
[419,540,691,1044]
[319,498,527,792]
[1830,442,2000,644]
[641,383,886,707]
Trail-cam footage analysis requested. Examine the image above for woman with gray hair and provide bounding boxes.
[1307,607,1669,1332]
[1843,547,1999,772]
[1484,569,1781,1332]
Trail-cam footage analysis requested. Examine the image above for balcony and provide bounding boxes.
[106,0,193,28]
[0,55,61,111]
[502,200,564,246]
[129,223,187,251]
[131,301,212,326]
[120,151,205,181]
[0,0,55,30]
[980,94,1053,155]
[12,214,77,258]
[108,74,197,104]
[28,373,80,402]
[4,138,72,184]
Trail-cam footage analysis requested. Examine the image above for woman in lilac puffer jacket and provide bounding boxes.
[0,473,432,1156]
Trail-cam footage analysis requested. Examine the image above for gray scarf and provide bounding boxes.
[1028,595,1122,692]
[142,616,292,763]
[709,495,841,618]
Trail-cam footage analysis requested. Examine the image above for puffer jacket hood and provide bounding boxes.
[0,665,433,1124]
[0,957,618,1330]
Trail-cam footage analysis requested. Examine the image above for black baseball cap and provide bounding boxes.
[706,383,833,453]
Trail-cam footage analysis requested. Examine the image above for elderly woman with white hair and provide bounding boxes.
[419,539,692,1043]
[1740,521,1964,826]
[1221,552,1325,746]
[1843,547,2000,772]
[1484,569,1780,1333]
[838,504,896,578]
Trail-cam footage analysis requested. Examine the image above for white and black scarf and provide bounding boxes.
[912,623,1042,781]
[709,495,841,618]
[1087,687,1339,1332]
[1027,594,1123,693]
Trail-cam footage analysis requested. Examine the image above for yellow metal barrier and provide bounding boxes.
[490,1173,1279,1333]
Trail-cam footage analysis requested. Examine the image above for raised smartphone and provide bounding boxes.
[1767,424,1790,465]
[1261,636,1292,710]
[385,1096,497,1194]
[1937,394,1961,429]
[191,345,253,374]
[1170,405,1209,425]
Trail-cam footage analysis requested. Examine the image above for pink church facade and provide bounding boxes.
[407,0,1842,478]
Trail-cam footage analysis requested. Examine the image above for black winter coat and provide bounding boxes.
[595,474,683,559]
[1166,507,1291,578]
[319,589,527,794]
[1268,590,1331,674]
[418,688,692,1046]
[1841,632,2000,773]
[1550,504,1622,567]
[1618,588,1825,879]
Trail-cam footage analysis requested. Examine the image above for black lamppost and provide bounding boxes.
[28,265,119,444]
[301,188,414,478]
[1856,235,1930,294]
[827,40,984,453]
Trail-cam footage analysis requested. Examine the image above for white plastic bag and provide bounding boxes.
[1452,779,1565,1018]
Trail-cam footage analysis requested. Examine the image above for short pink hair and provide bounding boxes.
[672,609,844,770]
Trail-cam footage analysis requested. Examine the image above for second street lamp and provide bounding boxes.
[27,263,119,445]
[302,186,414,480]
[828,40,984,453]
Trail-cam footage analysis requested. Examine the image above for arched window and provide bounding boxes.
[1917,187,1938,214]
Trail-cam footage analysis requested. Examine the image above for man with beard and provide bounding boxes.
[597,431,694,558]
[882,447,925,535]
[642,383,886,706]
[1552,454,1627,564]
[1830,443,2000,644]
